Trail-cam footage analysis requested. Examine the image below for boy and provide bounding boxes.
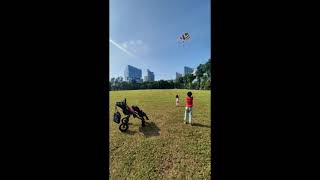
[184,91,193,125]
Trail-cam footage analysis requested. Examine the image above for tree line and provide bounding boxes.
[109,58,211,90]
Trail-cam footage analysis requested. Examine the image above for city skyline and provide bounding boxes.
[111,64,197,81]
[113,64,199,81]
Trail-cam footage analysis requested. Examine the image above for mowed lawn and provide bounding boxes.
[109,89,211,179]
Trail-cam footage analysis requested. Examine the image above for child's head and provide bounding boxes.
[176,95,179,98]
[187,91,192,97]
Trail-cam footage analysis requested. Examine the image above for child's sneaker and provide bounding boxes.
[184,121,187,124]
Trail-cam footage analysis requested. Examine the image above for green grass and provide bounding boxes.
[109,89,211,179]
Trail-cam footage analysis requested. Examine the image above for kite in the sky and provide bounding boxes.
[178,32,191,47]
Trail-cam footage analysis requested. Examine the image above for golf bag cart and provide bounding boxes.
[113,98,149,132]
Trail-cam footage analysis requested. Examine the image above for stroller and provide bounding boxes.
[113,98,150,132]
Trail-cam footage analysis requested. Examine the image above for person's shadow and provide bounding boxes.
[191,123,211,128]
[139,121,160,137]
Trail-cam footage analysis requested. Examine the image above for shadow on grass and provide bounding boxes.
[123,129,137,135]
[125,121,140,127]
[139,121,160,137]
[192,123,211,128]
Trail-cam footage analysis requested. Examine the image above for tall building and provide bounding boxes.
[176,72,182,80]
[144,69,155,82]
[147,69,155,81]
[124,65,142,82]
[184,66,194,76]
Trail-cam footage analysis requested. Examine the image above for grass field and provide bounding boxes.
[109,89,211,179]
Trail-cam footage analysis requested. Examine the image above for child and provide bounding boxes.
[184,91,193,125]
[176,95,180,106]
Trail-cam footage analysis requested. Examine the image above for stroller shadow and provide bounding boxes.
[139,121,160,137]
[123,129,137,135]
[192,123,211,128]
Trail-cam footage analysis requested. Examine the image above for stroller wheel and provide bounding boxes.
[121,117,129,124]
[119,123,129,132]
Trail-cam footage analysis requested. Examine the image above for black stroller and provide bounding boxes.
[113,98,149,132]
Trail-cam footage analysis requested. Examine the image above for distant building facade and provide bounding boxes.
[124,65,142,82]
[176,72,182,80]
[147,69,155,81]
[143,69,155,82]
[184,66,194,76]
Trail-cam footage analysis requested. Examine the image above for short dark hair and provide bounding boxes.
[176,95,179,98]
[187,91,192,97]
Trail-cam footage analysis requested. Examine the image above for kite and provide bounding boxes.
[177,32,191,47]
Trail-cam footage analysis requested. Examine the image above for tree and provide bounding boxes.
[191,82,198,89]
[177,77,184,89]
[185,74,196,89]
[111,77,115,84]
[146,82,152,89]
[119,81,128,90]
[140,82,146,89]
[196,64,206,89]
[168,80,174,89]
[206,58,212,89]
[110,77,116,90]
[158,80,164,89]
[116,77,123,83]
[205,58,211,81]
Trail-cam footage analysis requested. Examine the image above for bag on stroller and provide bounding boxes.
[113,111,121,124]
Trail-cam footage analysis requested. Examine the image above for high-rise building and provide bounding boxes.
[147,69,155,81]
[144,69,155,82]
[184,66,194,76]
[176,72,182,80]
[124,65,142,82]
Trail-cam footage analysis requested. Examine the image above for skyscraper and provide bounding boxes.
[147,69,155,81]
[124,65,142,82]
[176,72,182,80]
[184,66,194,76]
[144,69,155,82]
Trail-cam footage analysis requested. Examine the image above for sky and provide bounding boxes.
[110,0,210,81]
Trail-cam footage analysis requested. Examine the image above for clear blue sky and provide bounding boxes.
[110,0,210,81]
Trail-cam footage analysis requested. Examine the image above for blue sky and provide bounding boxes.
[110,0,210,80]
